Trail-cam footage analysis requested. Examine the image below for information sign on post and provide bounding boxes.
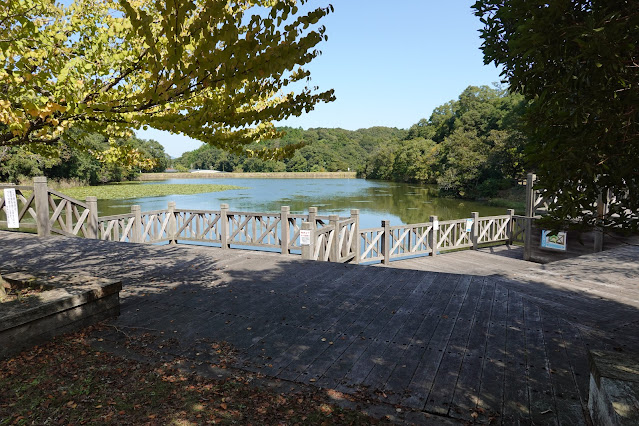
[541,230,567,251]
[3,188,20,228]
[300,229,311,246]
[465,219,473,233]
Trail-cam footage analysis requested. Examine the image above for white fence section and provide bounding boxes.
[2,177,524,265]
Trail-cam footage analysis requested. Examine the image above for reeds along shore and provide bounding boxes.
[137,172,358,180]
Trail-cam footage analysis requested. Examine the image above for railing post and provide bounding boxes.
[471,212,479,250]
[301,221,314,260]
[524,216,533,261]
[429,215,438,257]
[33,176,50,237]
[167,201,177,244]
[506,209,515,245]
[382,219,390,265]
[329,214,339,262]
[280,206,290,255]
[308,206,317,230]
[86,196,98,239]
[131,205,142,243]
[65,196,72,234]
[220,203,229,249]
[594,190,608,252]
[525,173,536,217]
[351,209,360,264]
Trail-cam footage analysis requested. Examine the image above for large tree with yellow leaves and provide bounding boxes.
[0,0,334,157]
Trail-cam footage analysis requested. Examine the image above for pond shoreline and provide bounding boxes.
[138,171,357,180]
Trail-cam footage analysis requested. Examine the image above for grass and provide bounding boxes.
[58,182,245,201]
[0,326,383,425]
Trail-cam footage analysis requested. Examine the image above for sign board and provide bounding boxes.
[465,219,473,233]
[432,219,439,230]
[541,230,567,251]
[3,188,20,228]
[300,229,311,246]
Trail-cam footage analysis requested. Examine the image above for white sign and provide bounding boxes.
[432,219,439,230]
[465,219,473,233]
[300,229,311,246]
[3,188,20,228]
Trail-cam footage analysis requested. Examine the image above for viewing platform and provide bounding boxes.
[2,230,637,424]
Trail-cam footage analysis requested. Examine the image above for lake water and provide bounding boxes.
[98,178,513,230]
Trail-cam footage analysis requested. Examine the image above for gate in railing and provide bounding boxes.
[2,177,525,265]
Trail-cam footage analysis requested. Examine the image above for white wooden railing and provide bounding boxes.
[356,210,517,265]
[2,177,524,265]
[1,177,98,238]
[0,185,38,232]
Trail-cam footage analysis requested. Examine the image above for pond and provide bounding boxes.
[98,178,517,230]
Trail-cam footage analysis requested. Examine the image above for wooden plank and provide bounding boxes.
[359,273,456,397]
[502,291,531,424]
[379,274,464,407]
[209,266,360,355]
[285,268,416,381]
[420,275,485,416]
[273,267,402,381]
[475,282,509,418]
[523,298,558,425]
[540,311,589,425]
[448,279,495,421]
[252,267,398,378]
[314,270,425,389]
[336,272,438,392]
[403,274,477,412]
[561,326,595,411]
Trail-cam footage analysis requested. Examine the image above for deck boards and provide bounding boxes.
[2,230,638,424]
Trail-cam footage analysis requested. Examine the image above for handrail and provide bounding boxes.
[2,177,526,266]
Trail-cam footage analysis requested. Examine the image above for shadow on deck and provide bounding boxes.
[1,230,638,424]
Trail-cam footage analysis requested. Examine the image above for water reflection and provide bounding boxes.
[98,178,514,230]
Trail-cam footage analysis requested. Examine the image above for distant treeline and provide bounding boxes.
[175,85,528,198]
[0,128,170,185]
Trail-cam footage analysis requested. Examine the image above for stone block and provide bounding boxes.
[588,350,639,426]
[0,272,122,359]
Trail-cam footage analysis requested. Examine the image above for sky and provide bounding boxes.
[136,1,504,157]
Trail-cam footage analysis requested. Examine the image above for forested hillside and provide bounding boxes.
[176,85,528,198]
[175,127,407,173]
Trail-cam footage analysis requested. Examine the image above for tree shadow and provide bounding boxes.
[2,230,638,424]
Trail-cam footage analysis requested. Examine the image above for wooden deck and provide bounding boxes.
[2,230,638,424]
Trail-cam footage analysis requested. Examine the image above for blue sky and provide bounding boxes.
[137,1,503,157]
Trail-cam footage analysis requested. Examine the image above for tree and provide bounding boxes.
[473,0,639,231]
[0,0,335,158]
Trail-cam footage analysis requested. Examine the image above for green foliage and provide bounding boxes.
[0,0,334,159]
[363,85,527,197]
[175,126,408,174]
[0,129,169,184]
[473,0,639,231]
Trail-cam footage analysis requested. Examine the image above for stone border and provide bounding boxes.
[588,349,639,425]
[0,272,122,359]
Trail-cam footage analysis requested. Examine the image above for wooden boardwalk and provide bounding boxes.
[2,231,638,424]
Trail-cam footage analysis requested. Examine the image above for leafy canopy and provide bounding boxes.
[473,0,639,231]
[0,0,335,158]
